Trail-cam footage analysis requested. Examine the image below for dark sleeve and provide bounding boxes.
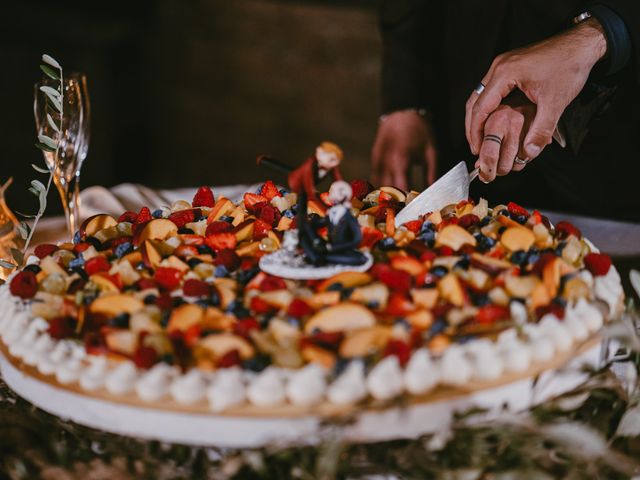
[331,215,362,251]
[379,0,444,114]
[589,1,638,79]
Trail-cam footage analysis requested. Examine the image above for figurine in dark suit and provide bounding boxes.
[288,142,343,206]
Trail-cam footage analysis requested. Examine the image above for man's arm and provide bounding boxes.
[590,1,638,79]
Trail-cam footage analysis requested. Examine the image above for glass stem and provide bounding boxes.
[53,176,76,239]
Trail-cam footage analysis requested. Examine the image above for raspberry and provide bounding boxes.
[168,209,197,228]
[48,316,75,339]
[135,207,152,224]
[403,220,423,234]
[192,186,215,208]
[253,219,272,241]
[133,346,158,369]
[555,221,582,240]
[154,267,183,291]
[260,275,287,292]
[458,214,480,229]
[383,339,411,366]
[350,179,372,200]
[215,248,240,271]
[259,180,282,201]
[233,317,260,339]
[240,257,258,270]
[34,244,59,259]
[85,256,111,276]
[507,202,529,218]
[218,349,242,368]
[476,305,510,324]
[244,192,268,212]
[583,253,612,276]
[359,227,384,249]
[183,278,211,297]
[205,221,233,236]
[535,303,566,320]
[258,204,280,226]
[287,298,313,318]
[420,250,437,263]
[9,271,38,299]
[205,232,237,251]
[374,207,389,224]
[250,296,274,314]
[118,211,138,223]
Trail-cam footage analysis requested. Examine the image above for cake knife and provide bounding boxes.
[394,162,479,227]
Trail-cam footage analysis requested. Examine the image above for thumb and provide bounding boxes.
[523,103,560,160]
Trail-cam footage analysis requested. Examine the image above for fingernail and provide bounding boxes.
[525,143,541,158]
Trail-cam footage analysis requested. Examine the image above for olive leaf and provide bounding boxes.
[37,134,57,150]
[17,221,30,240]
[41,90,62,113]
[30,180,47,215]
[0,259,16,269]
[35,141,56,153]
[11,248,24,266]
[31,163,50,174]
[41,54,61,70]
[39,85,61,100]
[40,63,60,80]
[46,113,60,134]
[0,222,13,237]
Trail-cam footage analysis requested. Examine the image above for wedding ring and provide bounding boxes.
[514,155,529,165]
[474,82,486,95]
[483,134,502,145]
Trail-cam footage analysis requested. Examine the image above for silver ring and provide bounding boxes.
[514,155,529,165]
[474,82,485,95]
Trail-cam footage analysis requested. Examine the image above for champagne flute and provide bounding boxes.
[34,73,90,237]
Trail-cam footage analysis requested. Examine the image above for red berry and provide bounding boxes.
[183,279,211,297]
[259,275,287,292]
[205,232,237,251]
[233,317,260,339]
[287,298,313,318]
[359,227,384,249]
[350,179,372,200]
[583,253,612,277]
[48,316,76,339]
[243,192,268,212]
[109,236,133,248]
[215,248,240,271]
[420,250,437,263]
[386,292,414,316]
[95,273,123,291]
[135,207,152,224]
[205,221,233,236]
[305,331,343,351]
[133,346,158,369]
[533,252,558,276]
[535,303,566,320]
[192,186,215,208]
[555,221,582,240]
[458,214,480,229]
[259,180,282,201]
[34,244,59,259]
[476,305,510,325]
[250,296,274,314]
[118,211,138,223]
[155,293,174,310]
[258,204,280,226]
[252,219,272,241]
[403,219,423,234]
[384,339,411,366]
[507,202,529,218]
[85,255,111,276]
[183,324,202,346]
[9,271,38,299]
[168,209,197,228]
[174,244,199,258]
[218,349,242,368]
[137,278,157,290]
[74,243,91,253]
[378,268,412,292]
[154,267,183,290]
[437,246,454,256]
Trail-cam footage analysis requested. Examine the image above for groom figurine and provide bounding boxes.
[288,142,343,207]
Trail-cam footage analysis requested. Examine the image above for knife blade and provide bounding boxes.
[395,162,479,227]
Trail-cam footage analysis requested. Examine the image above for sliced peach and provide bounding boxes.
[436,225,477,251]
[305,291,341,310]
[304,303,376,333]
[276,216,293,231]
[89,294,144,316]
[236,241,261,257]
[563,276,589,301]
[496,214,522,229]
[134,219,178,245]
[530,282,551,310]
[466,268,490,290]
[505,274,540,298]
[105,330,138,356]
[317,271,373,292]
[543,257,561,297]
[407,309,434,330]
[167,303,204,333]
[160,255,190,272]
[307,199,326,217]
[339,326,391,358]
[141,240,162,268]
[380,186,406,202]
[301,344,336,369]
[391,256,426,276]
[410,288,439,309]
[198,333,254,359]
[427,210,442,225]
[80,214,117,238]
[122,251,143,267]
[214,284,236,309]
[229,206,246,226]
[500,227,535,252]
[350,283,389,309]
[208,197,234,223]
[90,274,121,293]
[259,289,294,309]
[438,273,466,306]
[470,253,512,275]
[233,219,255,243]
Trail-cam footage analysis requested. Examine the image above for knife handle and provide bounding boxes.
[469,167,480,183]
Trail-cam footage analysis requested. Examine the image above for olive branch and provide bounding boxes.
[0,54,63,271]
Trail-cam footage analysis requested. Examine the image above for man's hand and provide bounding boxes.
[371,110,437,190]
[465,18,607,174]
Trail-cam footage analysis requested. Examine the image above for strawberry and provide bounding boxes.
[192,186,215,208]
[403,219,423,234]
[233,317,260,339]
[507,202,529,218]
[48,316,75,339]
[168,209,198,228]
[253,219,272,240]
[154,267,183,291]
[383,339,411,366]
[205,221,233,236]
[385,292,414,316]
[378,268,412,292]
[135,207,152,224]
[535,303,565,320]
[476,305,510,324]
[215,248,240,271]
[529,210,543,225]
[260,275,287,292]
[350,179,372,200]
[555,221,582,239]
[205,232,237,251]
[243,192,268,212]
[133,346,158,369]
[359,227,384,249]
[73,243,91,254]
[438,217,459,228]
[250,296,275,314]
[259,180,282,201]
[118,211,138,223]
[458,214,480,229]
[9,271,38,299]
[85,255,111,276]
[258,204,280,226]
[420,250,437,263]
[583,252,612,276]
[34,244,59,259]
[183,324,202,347]
[218,349,242,368]
[183,278,211,297]
[174,244,199,258]
[437,246,454,256]
[181,234,205,246]
[287,298,313,318]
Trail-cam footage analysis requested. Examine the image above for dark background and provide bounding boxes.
[1,0,380,215]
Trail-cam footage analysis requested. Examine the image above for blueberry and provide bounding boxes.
[555,242,566,256]
[243,354,271,372]
[421,221,435,233]
[143,294,157,305]
[209,290,221,306]
[367,300,380,309]
[429,318,447,336]
[552,296,567,307]
[152,209,163,219]
[237,267,260,284]
[24,264,42,274]
[514,214,528,225]
[68,257,85,269]
[394,318,411,331]
[526,248,540,265]
[456,335,476,344]
[333,358,351,377]
[178,227,194,235]
[73,231,82,244]
[197,244,213,255]
[498,210,511,217]
[225,299,240,313]
[479,216,492,227]
[283,209,295,219]
[214,265,229,278]
[219,215,234,223]
[287,317,301,328]
[109,313,130,328]
[340,287,354,300]
[195,299,210,308]
[430,265,448,278]
[454,254,470,270]
[419,229,436,247]
[279,188,290,195]
[510,250,528,266]
[172,297,185,308]
[379,237,397,251]
[326,283,344,292]
[114,242,133,259]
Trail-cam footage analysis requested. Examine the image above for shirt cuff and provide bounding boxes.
[587,3,632,75]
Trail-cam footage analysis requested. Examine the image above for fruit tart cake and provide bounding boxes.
[0,181,624,414]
